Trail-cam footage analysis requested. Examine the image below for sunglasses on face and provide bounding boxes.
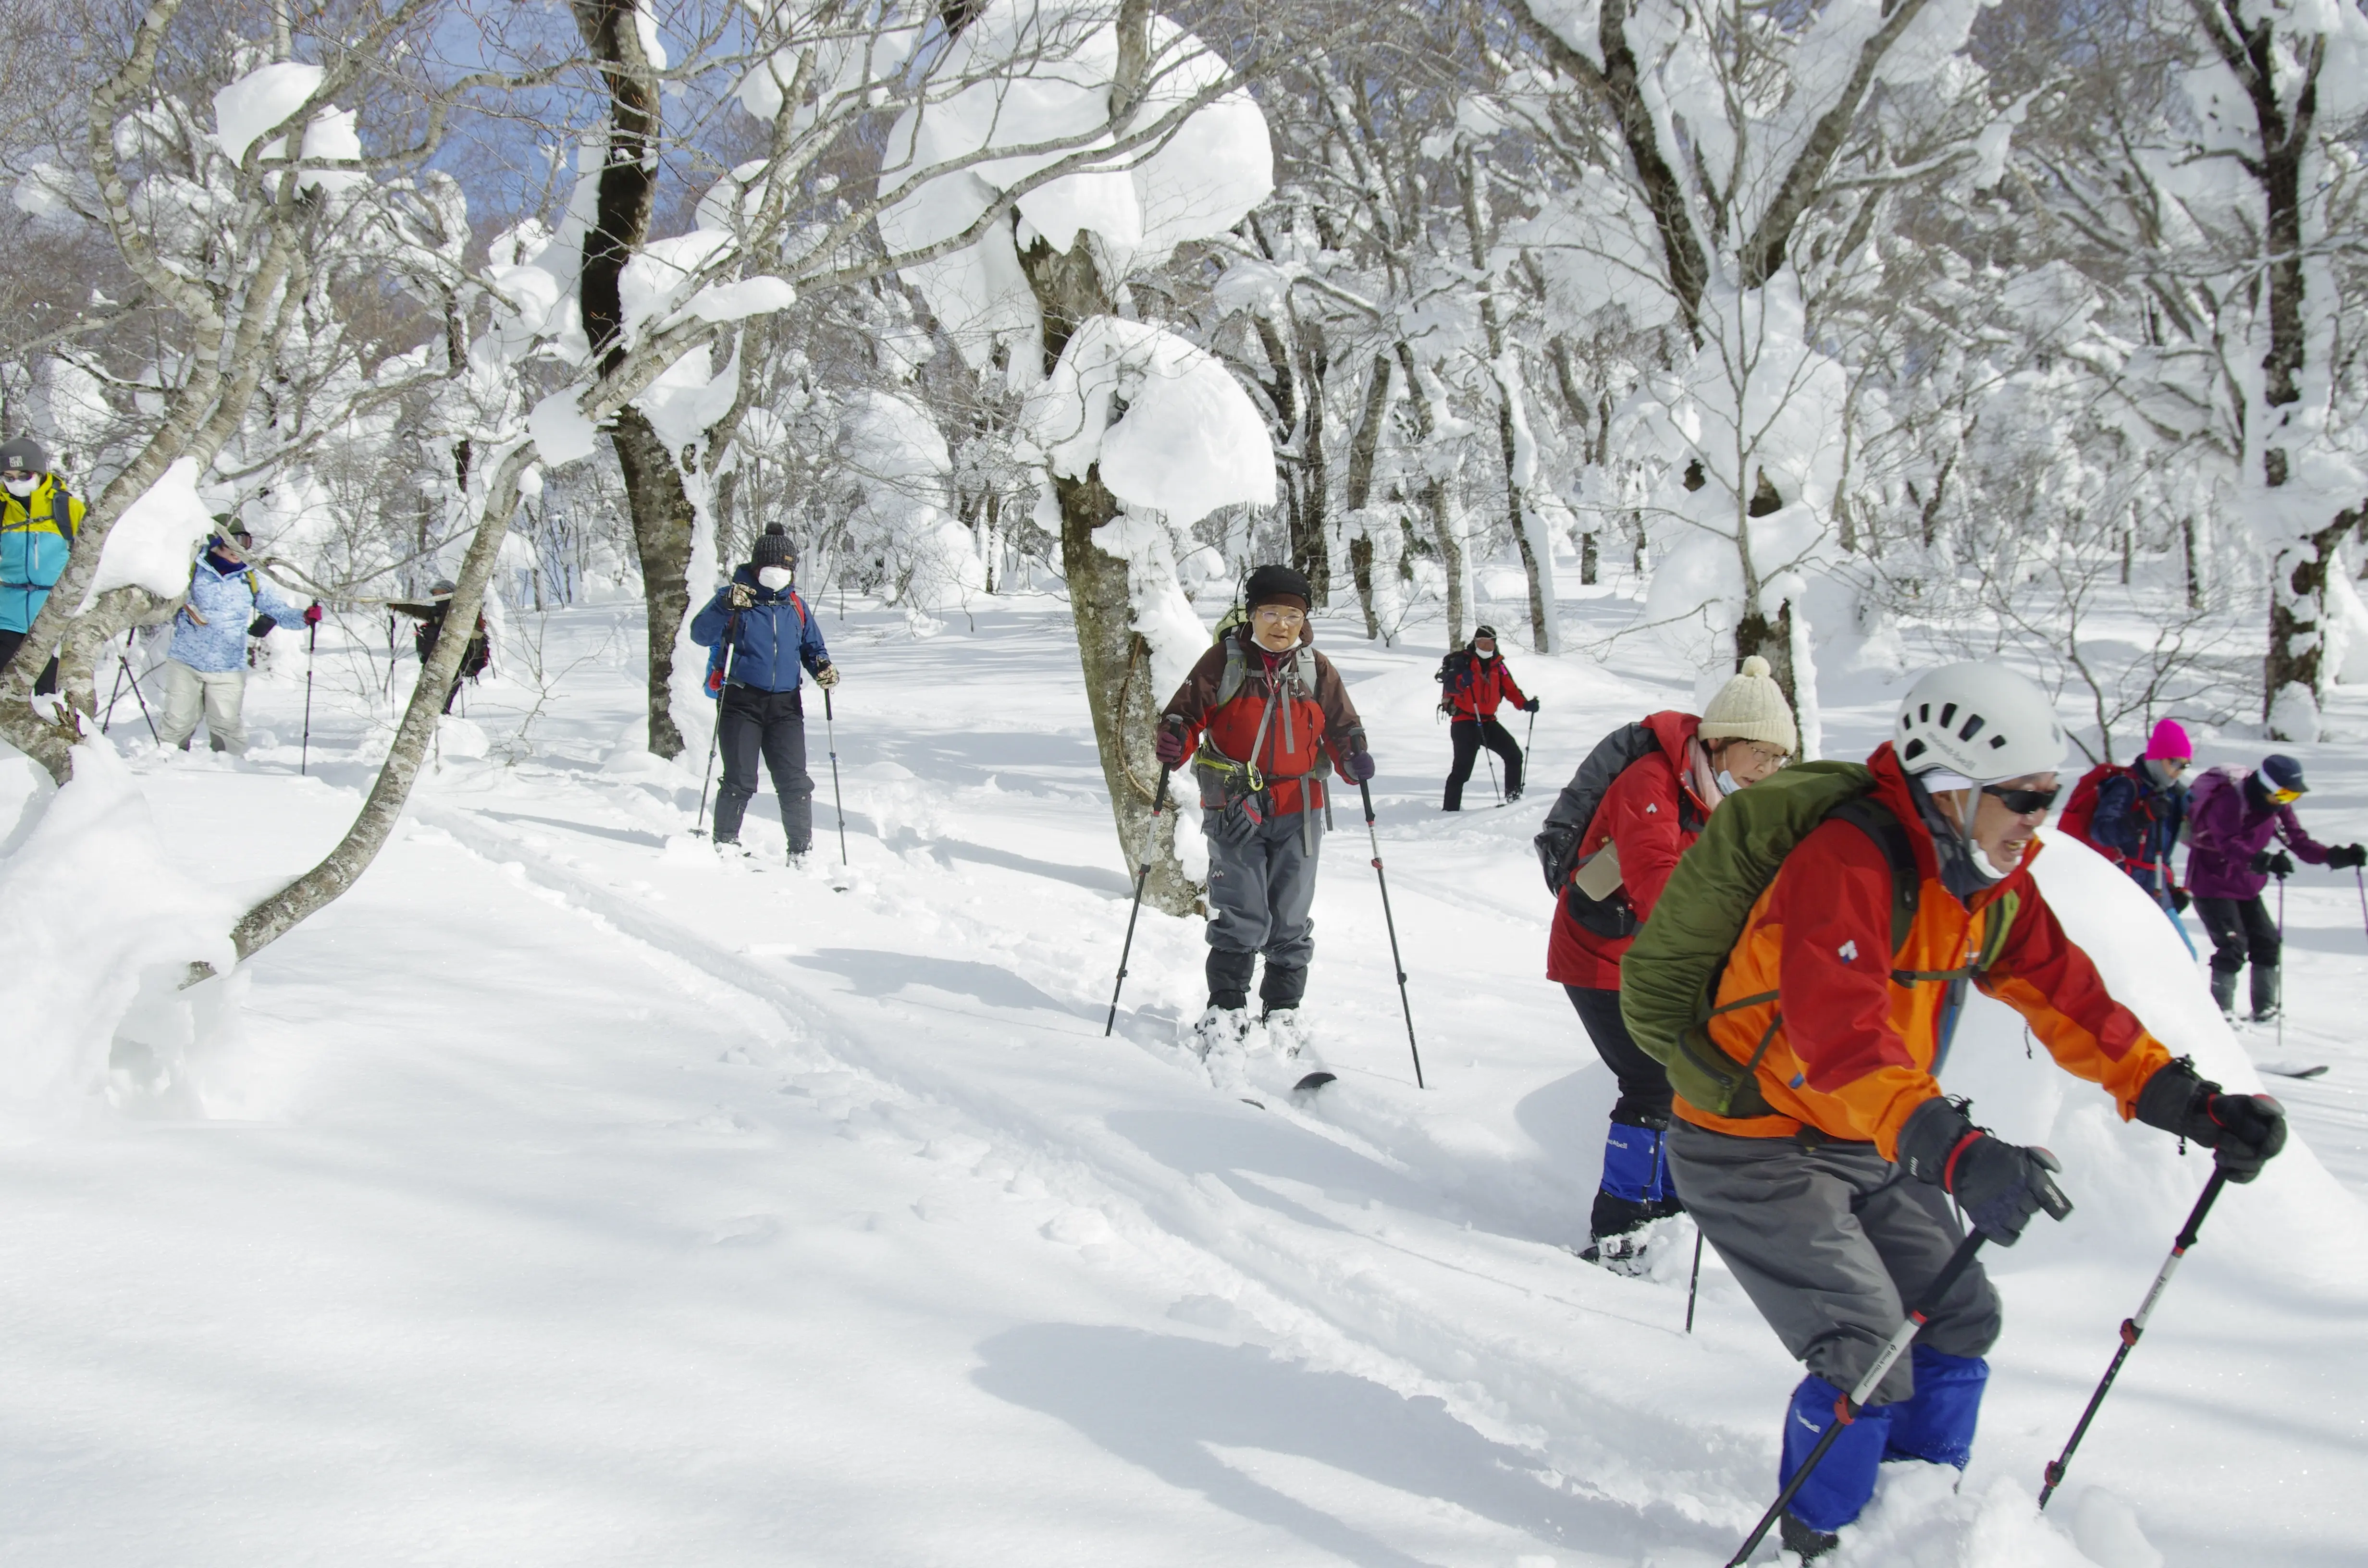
[2268,785,2302,805]
[1982,782,2062,815]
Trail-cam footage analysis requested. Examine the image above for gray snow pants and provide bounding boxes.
[1667,1121,2001,1405]
[1203,802,1323,1012]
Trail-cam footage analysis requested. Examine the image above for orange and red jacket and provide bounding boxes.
[1443,652,1529,721]
[1680,743,2176,1159]
[1547,711,1714,990]
[1164,626,1365,816]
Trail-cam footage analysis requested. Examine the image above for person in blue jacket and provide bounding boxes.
[0,435,86,695]
[158,525,316,755]
[689,524,837,860]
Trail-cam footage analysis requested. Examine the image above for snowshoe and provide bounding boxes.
[1779,1509,1839,1563]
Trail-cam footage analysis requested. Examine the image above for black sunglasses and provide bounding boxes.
[1983,782,2062,815]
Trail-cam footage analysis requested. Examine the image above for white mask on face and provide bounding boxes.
[2,478,34,499]
[757,566,792,591]
[1716,770,1741,796]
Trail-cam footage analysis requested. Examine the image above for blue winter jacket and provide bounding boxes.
[690,566,829,694]
[0,477,84,634]
[167,545,307,673]
[2090,762,2186,898]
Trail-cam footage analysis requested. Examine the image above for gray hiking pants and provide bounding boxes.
[1667,1121,2001,1405]
[1203,804,1323,1010]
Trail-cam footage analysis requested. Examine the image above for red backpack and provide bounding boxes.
[2056,761,2133,847]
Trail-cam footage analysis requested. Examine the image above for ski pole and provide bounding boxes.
[1685,1227,1705,1334]
[1104,764,1173,1037]
[692,614,740,836]
[1726,1233,1988,1567]
[824,684,848,866]
[2356,867,2367,948]
[299,619,318,775]
[99,642,130,734]
[1358,776,1425,1089]
[2037,1170,2228,1509]
[2275,870,2286,1054]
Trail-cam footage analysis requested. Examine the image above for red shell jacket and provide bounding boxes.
[1547,711,1713,990]
[1680,743,2175,1159]
[1163,625,1365,816]
[1443,651,1529,721]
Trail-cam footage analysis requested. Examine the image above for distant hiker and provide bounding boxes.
[1535,653,1794,1272]
[157,525,316,756]
[2058,718,2194,943]
[391,579,493,714]
[1157,563,1373,1051]
[1437,624,1538,808]
[689,524,836,863]
[0,435,84,696]
[1620,661,2286,1561]
[2185,753,2366,1022]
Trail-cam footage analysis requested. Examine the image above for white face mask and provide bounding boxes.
[2,478,34,499]
[757,566,792,591]
[1716,770,1741,797]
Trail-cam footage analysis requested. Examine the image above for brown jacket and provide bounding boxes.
[1163,625,1365,814]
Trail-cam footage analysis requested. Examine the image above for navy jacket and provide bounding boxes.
[2090,763,2186,897]
[690,566,829,694]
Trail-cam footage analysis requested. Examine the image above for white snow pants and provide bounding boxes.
[157,659,250,754]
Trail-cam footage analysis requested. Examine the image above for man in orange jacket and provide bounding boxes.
[1660,662,2290,1560]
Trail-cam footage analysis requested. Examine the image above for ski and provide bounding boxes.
[1292,1071,1337,1092]
[2260,1062,2330,1080]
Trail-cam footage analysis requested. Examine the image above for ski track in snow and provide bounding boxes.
[21,594,2368,1565]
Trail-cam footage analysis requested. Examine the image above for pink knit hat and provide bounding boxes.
[2145,718,2192,762]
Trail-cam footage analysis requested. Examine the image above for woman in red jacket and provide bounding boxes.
[1440,625,1539,808]
[1544,656,1795,1270]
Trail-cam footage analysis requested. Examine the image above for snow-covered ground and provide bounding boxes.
[4,585,2365,1566]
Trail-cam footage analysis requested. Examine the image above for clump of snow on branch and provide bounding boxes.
[876,1,1273,376]
[1026,317,1274,525]
[82,458,217,605]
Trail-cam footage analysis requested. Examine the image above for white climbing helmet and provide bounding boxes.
[1895,662,2065,784]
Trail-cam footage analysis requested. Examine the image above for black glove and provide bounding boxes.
[246,615,274,637]
[1210,797,1262,846]
[2329,843,2368,870]
[1898,1097,2073,1246]
[1525,697,1542,713]
[728,583,754,610]
[2169,887,2192,914]
[2251,849,2295,877]
[2135,1060,2289,1183]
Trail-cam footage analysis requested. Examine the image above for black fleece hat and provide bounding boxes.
[1473,624,1498,641]
[752,524,795,570]
[1245,563,1310,612]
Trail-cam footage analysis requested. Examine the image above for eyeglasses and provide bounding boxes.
[1251,606,1305,627]
[1983,782,2062,815]
[1739,743,1791,769]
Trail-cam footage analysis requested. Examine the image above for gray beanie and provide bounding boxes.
[0,436,52,473]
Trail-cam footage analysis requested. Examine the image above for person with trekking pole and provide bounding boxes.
[2059,718,2196,954]
[1534,654,1794,1275]
[688,524,838,866]
[1157,564,1374,1066]
[2184,753,2363,1024]
[0,435,84,697]
[1437,625,1535,810]
[156,524,318,757]
[1618,661,2288,1562]
[298,601,323,773]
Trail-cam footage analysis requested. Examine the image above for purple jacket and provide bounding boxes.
[2184,767,2331,899]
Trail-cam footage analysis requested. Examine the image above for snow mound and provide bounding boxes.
[0,738,234,1115]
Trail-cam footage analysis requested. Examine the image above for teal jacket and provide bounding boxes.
[0,477,83,634]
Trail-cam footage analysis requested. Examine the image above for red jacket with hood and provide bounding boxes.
[1443,650,1529,720]
[1547,711,1715,990]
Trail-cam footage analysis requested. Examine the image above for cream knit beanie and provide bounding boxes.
[1698,655,1798,754]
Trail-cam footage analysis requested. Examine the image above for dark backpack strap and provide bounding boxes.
[1827,795,1920,957]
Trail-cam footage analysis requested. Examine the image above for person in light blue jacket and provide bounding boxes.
[158,525,315,755]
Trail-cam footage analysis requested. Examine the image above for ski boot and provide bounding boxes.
[1190,1005,1250,1059]
[2250,962,2281,1025]
[1780,1509,1839,1562]
[1579,1231,1654,1277]
[1260,1008,1336,1091]
[2210,967,2239,1021]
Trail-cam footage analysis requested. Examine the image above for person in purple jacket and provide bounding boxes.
[2184,754,2365,1021]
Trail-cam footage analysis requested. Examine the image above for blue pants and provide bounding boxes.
[1779,1347,1989,1533]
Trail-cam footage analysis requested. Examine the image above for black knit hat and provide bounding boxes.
[1244,563,1310,612]
[1473,624,1498,641]
[752,525,795,570]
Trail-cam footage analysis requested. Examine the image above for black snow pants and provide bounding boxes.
[2195,894,2279,978]
[1443,717,1523,808]
[714,683,814,850]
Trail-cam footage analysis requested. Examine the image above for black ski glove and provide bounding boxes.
[2134,1060,2289,1183]
[246,614,274,637]
[2329,843,2368,870]
[1898,1096,2073,1246]
[2251,849,2295,877]
[2169,887,2192,914]
[1210,797,1262,846]
[1525,697,1542,713]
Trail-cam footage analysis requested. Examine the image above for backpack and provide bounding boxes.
[1532,721,1692,896]
[2056,762,2132,846]
[1618,762,2010,1120]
